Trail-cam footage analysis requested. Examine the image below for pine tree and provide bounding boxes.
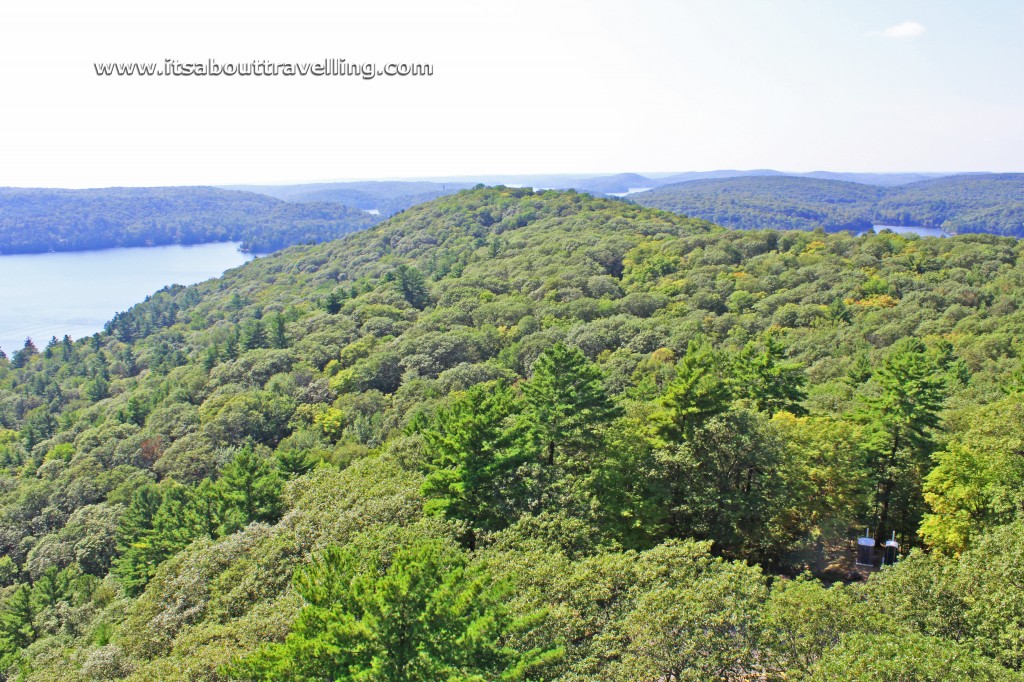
[10,338,37,369]
[224,539,561,681]
[268,312,288,349]
[219,447,284,528]
[846,351,873,387]
[187,478,230,537]
[240,318,267,351]
[224,327,240,360]
[827,297,851,323]
[324,291,342,314]
[856,338,945,542]
[0,585,35,650]
[522,343,621,467]
[421,382,530,547]
[394,263,432,310]
[734,335,807,416]
[112,491,160,596]
[276,448,316,479]
[654,336,733,442]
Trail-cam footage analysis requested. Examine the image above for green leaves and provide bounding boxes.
[226,538,561,681]
[653,336,733,443]
[856,337,947,541]
[734,334,808,416]
[219,446,285,528]
[421,382,531,546]
[523,342,621,467]
[113,448,284,595]
[920,395,1024,553]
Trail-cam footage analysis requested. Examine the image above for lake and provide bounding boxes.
[608,187,654,197]
[865,224,950,238]
[0,242,254,355]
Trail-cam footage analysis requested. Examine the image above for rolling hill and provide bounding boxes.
[225,180,476,217]
[633,176,884,232]
[0,187,380,254]
[0,187,1022,679]
[633,173,1024,236]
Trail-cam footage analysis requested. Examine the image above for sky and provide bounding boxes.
[0,0,1022,187]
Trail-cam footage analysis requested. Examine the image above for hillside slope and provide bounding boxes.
[633,176,884,232]
[0,187,380,254]
[0,188,1023,680]
[875,173,1024,236]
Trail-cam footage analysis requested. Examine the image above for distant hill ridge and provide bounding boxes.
[632,173,1024,236]
[0,186,379,254]
[1,171,1019,256]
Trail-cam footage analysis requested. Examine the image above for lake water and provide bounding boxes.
[608,187,654,197]
[865,224,950,238]
[0,242,253,355]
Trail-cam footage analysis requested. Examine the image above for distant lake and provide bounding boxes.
[0,242,253,355]
[608,187,654,197]
[864,224,950,238]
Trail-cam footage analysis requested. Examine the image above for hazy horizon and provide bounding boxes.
[2,0,1022,188]
[0,168,1003,192]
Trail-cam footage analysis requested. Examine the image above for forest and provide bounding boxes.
[227,181,476,217]
[634,173,1024,236]
[0,187,1023,680]
[0,188,378,255]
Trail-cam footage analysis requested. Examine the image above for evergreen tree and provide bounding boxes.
[30,565,80,612]
[225,539,561,681]
[324,290,343,315]
[856,338,945,542]
[653,336,733,442]
[84,375,110,402]
[827,297,851,324]
[202,343,220,372]
[224,327,240,360]
[522,343,620,467]
[276,448,316,479]
[421,382,530,547]
[268,312,288,349]
[10,338,37,369]
[60,335,74,361]
[113,482,206,595]
[846,351,873,387]
[735,335,807,416]
[219,447,284,528]
[0,585,35,650]
[394,263,432,310]
[240,318,267,351]
[187,478,230,538]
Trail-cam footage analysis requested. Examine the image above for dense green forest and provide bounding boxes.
[0,187,1023,680]
[0,188,378,254]
[3,173,1017,259]
[876,174,1024,236]
[633,176,885,232]
[635,173,1024,236]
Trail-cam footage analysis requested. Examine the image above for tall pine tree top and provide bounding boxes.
[523,343,621,467]
[654,336,734,443]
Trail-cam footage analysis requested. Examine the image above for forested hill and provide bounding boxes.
[875,173,1024,235]
[0,186,379,254]
[225,180,476,217]
[2,187,1024,680]
[633,176,885,232]
[634,173,1024,236]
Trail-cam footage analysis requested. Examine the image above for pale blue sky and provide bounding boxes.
[0,0,1021,186]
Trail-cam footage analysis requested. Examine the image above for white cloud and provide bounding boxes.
[880,21,927,39]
